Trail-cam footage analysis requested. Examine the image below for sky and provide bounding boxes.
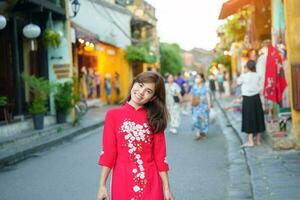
[147,0,224,51]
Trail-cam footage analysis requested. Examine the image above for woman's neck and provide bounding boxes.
[198,82,203,87]
[128,100,143,110]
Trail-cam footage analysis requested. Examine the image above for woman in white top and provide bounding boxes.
[237,60,265,147]
[165,74,182,134]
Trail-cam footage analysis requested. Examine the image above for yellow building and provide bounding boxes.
[283,0,300,146]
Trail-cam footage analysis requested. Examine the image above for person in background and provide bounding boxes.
[181,82,192,115]
[87,68,95,98]
[104,73,112,104]
[208,74,216,100]
[79,66,88,100]
[113,72,121,103]
[217,71,224,98]
[175,72,186,88]
[237,60,265,147]
[223,72,231,98]
[97,71,174,200]
[165,74,182,134]
[94,72,101,98]
[191,73,212,140]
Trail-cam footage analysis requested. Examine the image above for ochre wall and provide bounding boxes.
[284,0,300,146]
[95,43,132,104]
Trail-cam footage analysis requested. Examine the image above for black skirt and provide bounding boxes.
[242,94,266,134]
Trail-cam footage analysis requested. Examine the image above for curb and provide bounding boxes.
[216,99,255,199]
[0,121,104,168]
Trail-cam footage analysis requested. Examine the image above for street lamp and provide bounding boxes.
[71,0,80,18]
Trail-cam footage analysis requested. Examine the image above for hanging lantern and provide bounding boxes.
[23,23,41,39]
[0,15,7,30]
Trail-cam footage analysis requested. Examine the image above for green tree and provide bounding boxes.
[159,43,183,75]
[124,43,157,64]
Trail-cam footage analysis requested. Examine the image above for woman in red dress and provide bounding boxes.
[97,72,174,200]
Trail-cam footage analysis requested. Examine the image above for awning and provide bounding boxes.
[71,22,100,44]
[69,0,131,49]
[218,0,252,19]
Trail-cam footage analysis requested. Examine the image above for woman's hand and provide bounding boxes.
[164,188,175,200]
[97,185,109,200]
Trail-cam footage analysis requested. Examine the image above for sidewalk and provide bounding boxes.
[218,97,300,200]
[0,105,115,168]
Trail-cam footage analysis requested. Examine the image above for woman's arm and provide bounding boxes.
[206,92,212,108]
[97,166,111,200]
[159,171,175,200]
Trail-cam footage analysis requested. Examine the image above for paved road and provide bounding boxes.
[0,110,229,200]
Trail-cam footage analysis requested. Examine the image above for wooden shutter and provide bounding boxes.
[291,63,300,110]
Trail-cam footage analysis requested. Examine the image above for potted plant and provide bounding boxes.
[22,73,51,130]
[54,81,73,123]
[44,28,61,48]
[0,96,7,106]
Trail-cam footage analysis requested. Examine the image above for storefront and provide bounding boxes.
[70,0,132,104]
[0,0,66,122]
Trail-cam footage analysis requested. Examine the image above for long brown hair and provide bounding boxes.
[123,71,169,133]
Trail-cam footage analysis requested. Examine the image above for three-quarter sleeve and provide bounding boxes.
[98,111,117,168]
[153,131,169,172]
[237,74,244,85]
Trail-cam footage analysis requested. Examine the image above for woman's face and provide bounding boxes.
[167,75,174,83]
[195,75,203,83]
[130,81,156,106]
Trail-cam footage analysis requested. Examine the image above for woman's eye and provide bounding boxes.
[139,83,143,88]
[147,90,152,94]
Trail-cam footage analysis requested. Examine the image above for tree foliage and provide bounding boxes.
[124,44,157,64]
[159,43,183,75]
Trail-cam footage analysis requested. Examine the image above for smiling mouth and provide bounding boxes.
[134,92,143,100]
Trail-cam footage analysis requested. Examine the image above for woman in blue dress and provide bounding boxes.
[191,73,212,140]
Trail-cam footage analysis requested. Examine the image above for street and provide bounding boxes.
[0,109,229,200]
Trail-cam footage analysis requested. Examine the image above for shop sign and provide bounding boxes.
[53,64,71,79]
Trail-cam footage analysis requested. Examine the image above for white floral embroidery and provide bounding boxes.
[133,185,140,192]
[100,151,104,155]
[120,120,152,199]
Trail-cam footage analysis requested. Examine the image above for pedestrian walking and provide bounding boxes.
[181,82,192,115]
[217,71,225,98]
[223,72,231,98]
[97,71,174,200]
[165,74,182,134]
[208,74,216,100]
[237,60,266,147]
[113,72,121,103]
[104,73,112,104]
[191,73,212,140]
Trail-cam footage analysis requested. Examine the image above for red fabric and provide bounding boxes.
[263,45,287,103]
[98,103,169,200]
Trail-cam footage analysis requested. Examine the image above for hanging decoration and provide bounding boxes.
[23,23,41,50]
[0,15,7,30]
[44,12,61,48]
[263,44,287,104]
[23,23,41,38]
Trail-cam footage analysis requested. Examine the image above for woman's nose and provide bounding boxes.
[139,89,146,96]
